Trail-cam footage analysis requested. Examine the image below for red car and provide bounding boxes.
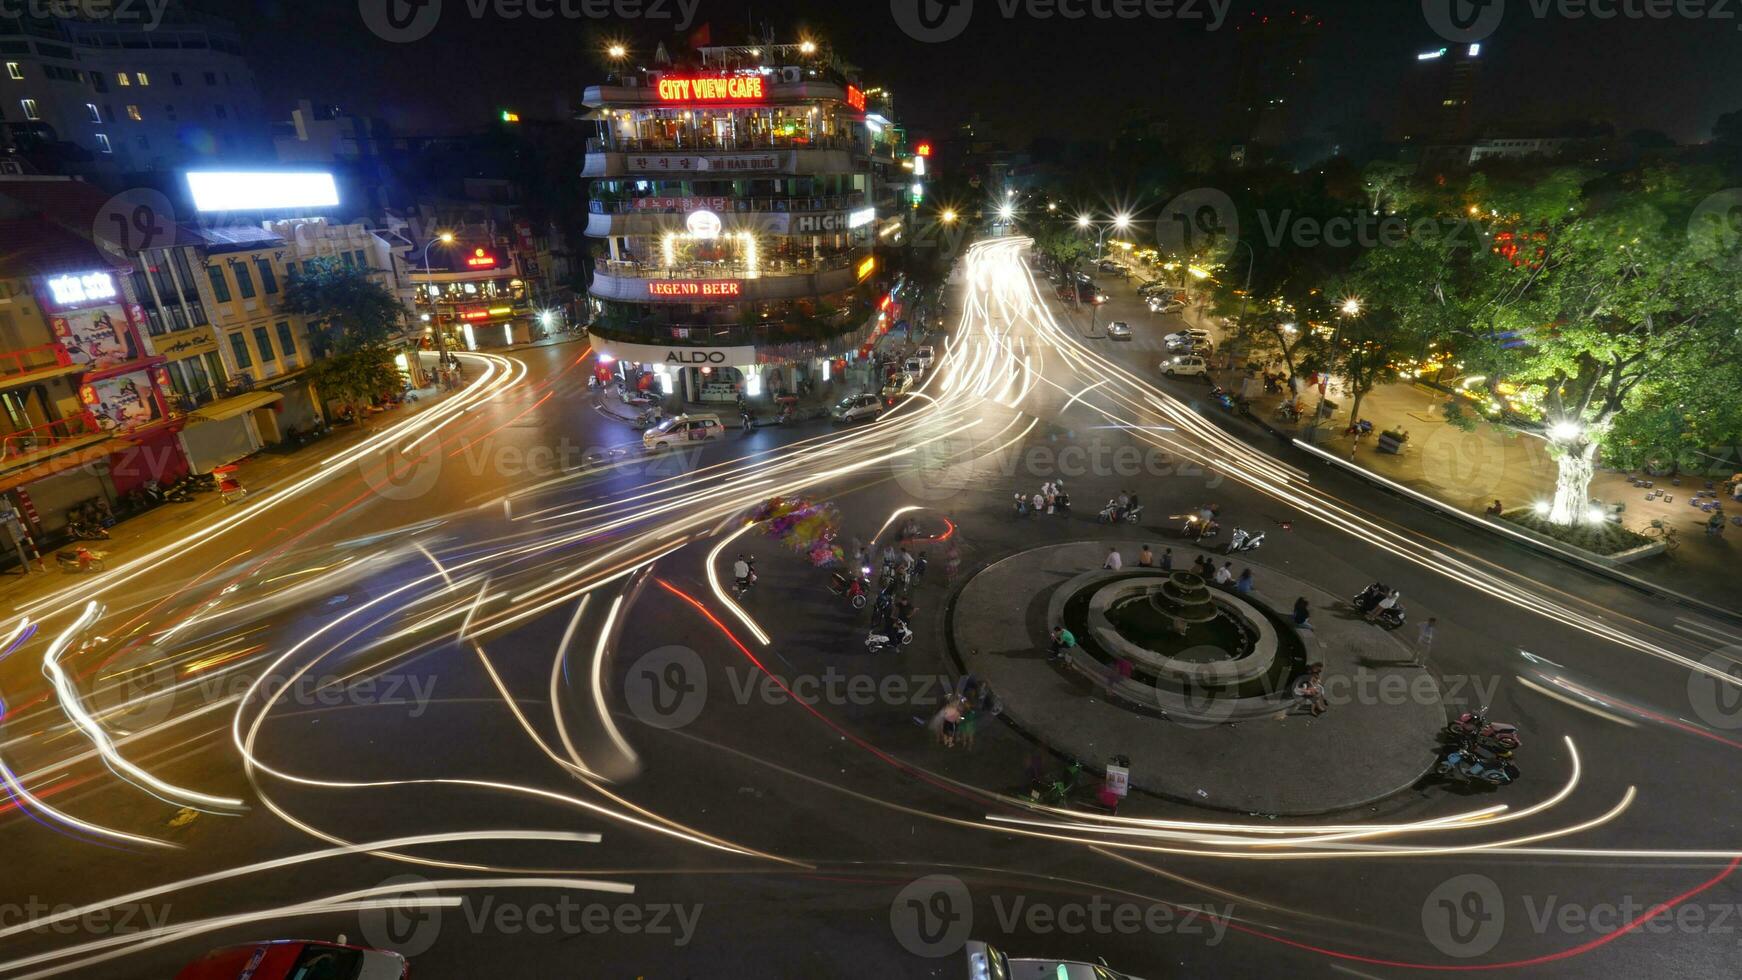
[174,940,407,980]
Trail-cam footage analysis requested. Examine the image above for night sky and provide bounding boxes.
[213,0,1742,148]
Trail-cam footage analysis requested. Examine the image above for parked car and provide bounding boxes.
[175,940,407,980]
[831,393,884,423]
[642,413,725,450]
[1106,321,1132,340]
[1164,329,1211,347]
[1097,259,1123,273]
[1162,355,1210,378]
[1148,296,1186,314]
[914,345,937,368]
[965,940,1146,980]
[1075,282,1107,304]
[1137,280,1172,296]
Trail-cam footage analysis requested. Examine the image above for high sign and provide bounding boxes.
[590,336,756,368]
[45,271,118,307]
[655,75,766,103]
[845,85,866,112]
[186,171,339,212]
[793,212,854,233]
[915,142,933,156]
[648,280,741,298]
[627,153,781,173]
[464,248,501,268]
[632,196,728,212]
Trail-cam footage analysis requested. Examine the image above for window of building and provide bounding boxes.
[253,258,278,294]
[203,71,215,85]
[340,251,355,269]
[205,265,231,303]
[5,63,20,80]
[126,104,142,121]
[353,249,367,268]
[91,73,106,93]
[167,303,186,329]
[203,351,224,388]
[233,262,255,299]
[86,103,100,122]
[95,133,111,153]
[135,72,149,86]
[20,99,38,120]
[253,326,274,365]
[116,72,129,86]
[228,332,252,370]
[275,321,297,364]
[171,71,182,86]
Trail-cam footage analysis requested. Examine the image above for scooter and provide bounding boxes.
[1436,739,1519,786]
[1053,492,1071,515]
[1181,514,1221,541]
[1097,499,1122,524]
[1371,602,1406,631]
[829,570,870,609]
[56,547,106,572]
[733,559,757,599]
[739,408,756,433]
[774,403,795,425]
[65,511,110,540]
[1445,708,1522,751]
[1274,402,1303,422]
[1346,418,1374,436]
[1352,583,1391,613]
[633,408,666,430]
[1121,503,1143,524]
[1224,527,1265,553]
[865,619,914,653]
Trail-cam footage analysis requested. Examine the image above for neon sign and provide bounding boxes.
[464,248,499,268]
[915,142,933,157]
[46,271,118,307]
[655,76,766,103]
[648,280,741,298]
[846,85,866,112]
[856,256,876,281]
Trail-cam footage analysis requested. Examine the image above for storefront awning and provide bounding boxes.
[0,438,123,493]
[188,390,282,423]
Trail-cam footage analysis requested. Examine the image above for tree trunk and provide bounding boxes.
[1547,440,1598,525]
[1349,388,1367,431]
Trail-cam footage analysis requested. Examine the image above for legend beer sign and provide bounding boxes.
[655,76,767,103]
[647,280,742,298]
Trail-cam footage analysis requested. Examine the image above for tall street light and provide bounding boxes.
[420,231,455,378]
[1310,296,1362,441]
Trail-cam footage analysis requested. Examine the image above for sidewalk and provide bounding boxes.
[946,540,1444,815]
[1093,260,1742,610]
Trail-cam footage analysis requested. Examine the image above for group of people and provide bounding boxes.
[927,673,1000,749]
[1017,481,1073,517]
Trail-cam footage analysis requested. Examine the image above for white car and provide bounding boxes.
[903,357,926,381]
[965,941,1146,980]
[1164,329,1210,346]
[1148,296,1185,314]
[914,345,936,368]
[831,393,884,423]
[1106,321,1132,340]
[1162,355,1210,378]
[642,413,725,450]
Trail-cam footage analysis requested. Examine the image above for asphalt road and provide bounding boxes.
[4,239,1742,979]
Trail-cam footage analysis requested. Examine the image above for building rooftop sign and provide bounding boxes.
[655,75,767,103]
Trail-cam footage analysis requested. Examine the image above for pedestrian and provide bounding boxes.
[914,551,929,581]
[1104,546,1123,571]
[896,596,915,624]
[1292,597,1313,629]
[1213,561,1233,587]
[1160,547,1174,571]
[1235,568,1254,594]
[1048,625,1077,661]
[957,706,978,750]
[1414,616,1437,666]
[881,544,896,569]
[1031,491,1044,514]
[1137,544,1155,567]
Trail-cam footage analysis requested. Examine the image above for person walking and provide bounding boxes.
[1104,546,1123,571]
[1413,616,1437,667]
[1160,547,1174,571]
[1235,568,1254,595]
[1137,544,1155,567]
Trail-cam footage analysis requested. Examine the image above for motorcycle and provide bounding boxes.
[1445,708,1522,751]
[56,547,106,573]
[1224,527,1265,553]
[774,403,795,425]
[740,408,756,433]
[1180,514,1221,541]
[1346,418,1374,436]
[1436,739,1519,786]
[865,619,914,653]
[633,408,666,430]
[1352,583,1391,613]
[829,570,870,609]
[1371,602,1406,631]
[1274,401,1303,422]
[1097,499,1122,524]
[64,510,110,540]
[1053,492,1071,515]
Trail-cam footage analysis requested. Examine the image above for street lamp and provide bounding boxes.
[606,43,627,59]
[940,209,957,224]
[420,231,456,377]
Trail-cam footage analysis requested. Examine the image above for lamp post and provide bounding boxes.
[420,231,455,379]
[1310,296,1361,442]
[1073,213,1130,338]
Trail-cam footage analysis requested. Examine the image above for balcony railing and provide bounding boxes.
[589,193,866,215]
[0,411,103,463]
[587,134,859,154]
[0,343,74,382]
[596,251,858,281]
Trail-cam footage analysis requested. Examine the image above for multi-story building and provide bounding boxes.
[0,217,182,540]
[407,229,539,351]
[0,5,265,175]
[1395,43,1482,147]
[580,41,894,400]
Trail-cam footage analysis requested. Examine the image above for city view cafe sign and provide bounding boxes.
[591,335,757,369]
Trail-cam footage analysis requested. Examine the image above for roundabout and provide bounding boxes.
[948,540,1448,814]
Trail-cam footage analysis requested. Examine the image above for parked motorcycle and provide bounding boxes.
[829,570,870,609]
[1274,402,1303,422]
[1436,739,1519,786]
[633,408,666,430]
[64,509,110,540]
[1224,527,1265,554]
[865,619,914,653]
[1352,583,1391,613]
[1444,708,1522,751]
[774,403,795,425]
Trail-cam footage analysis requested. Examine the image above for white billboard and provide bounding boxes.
[186,171,340,212]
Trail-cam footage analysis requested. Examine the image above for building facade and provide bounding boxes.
[580,41,897,400]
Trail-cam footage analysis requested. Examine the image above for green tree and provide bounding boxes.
[280,257,409,415]
[304,342,404,415]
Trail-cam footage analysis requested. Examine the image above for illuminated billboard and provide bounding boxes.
[655,76,766,103]
[648,280,741,298]
[186,171,340,212]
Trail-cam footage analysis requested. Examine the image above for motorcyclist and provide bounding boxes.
[733,554,755,591]
[1367,589,1401,622]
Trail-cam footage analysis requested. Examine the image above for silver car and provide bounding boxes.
[1106,321,1132,340]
